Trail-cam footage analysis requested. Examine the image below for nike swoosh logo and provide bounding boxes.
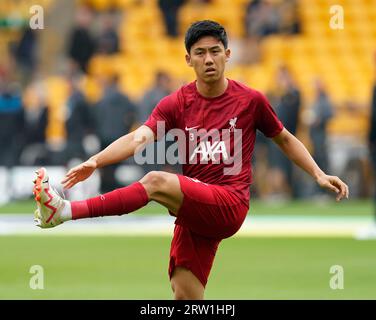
[185,126,199,131]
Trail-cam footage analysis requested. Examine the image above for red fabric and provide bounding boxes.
[71,200,89,220]
[169,225,220,289]
[168,175,249,287]
[144,79,284,206]
[71,182,149,219]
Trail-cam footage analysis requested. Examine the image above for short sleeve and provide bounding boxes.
[254,91,284,138]
[143,92,178,138]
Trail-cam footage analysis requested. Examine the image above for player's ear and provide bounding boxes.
[225,48,231,62]
[185,53,193,67]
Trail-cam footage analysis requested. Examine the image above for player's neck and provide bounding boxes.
[196,77,228,98]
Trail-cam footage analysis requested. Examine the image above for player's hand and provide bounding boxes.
[316,174,349,201]
[61,158,98,189]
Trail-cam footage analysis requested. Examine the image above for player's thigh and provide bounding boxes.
[174,175,248,238]
[171,266,204,300]
[139,171,183,214]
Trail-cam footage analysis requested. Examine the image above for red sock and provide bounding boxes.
[71,182,149,220]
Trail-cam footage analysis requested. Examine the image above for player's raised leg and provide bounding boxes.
[33,168,185,228]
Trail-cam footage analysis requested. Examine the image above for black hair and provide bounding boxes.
[184,20,228,53]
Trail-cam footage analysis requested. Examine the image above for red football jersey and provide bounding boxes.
[144,79,284,205]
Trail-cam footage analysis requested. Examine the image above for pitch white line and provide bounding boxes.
[0,214,373,237]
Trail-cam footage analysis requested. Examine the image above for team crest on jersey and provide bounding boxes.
[229,117,237,132]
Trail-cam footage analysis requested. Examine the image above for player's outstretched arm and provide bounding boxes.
[61,125,155,189]
[272,128,349,201]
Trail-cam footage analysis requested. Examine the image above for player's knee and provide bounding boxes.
[172,283,199,300]
[174,288,191,300]
[171,268,204,300]
[140,171,167,195]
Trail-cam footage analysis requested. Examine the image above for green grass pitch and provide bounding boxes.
[0,199,375,299]
[0,235,375,299]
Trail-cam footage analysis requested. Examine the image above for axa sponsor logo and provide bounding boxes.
[190,140,228,162]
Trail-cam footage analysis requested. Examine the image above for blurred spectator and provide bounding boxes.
[0,80,24,167]
[158,0,185,37]
[245,0,279,38]
[245,0,299,38]
[67,6,96,73]
[19,80,49,165]
[267,66,301,199]
[96,12,119,55]
[93,75,137,192]
[242,0,279,65]
[10,27,38,86]
[242,0,300,64]
[278,0,300,35]
[64,76,93,162]
[139,71,173,122]
[139,71,176,173]
[309,79,334,183]
[274,66,301,138]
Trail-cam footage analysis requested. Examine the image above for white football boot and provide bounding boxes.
[33,167,65,228]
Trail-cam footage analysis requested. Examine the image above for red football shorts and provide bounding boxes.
[168,174,249,288]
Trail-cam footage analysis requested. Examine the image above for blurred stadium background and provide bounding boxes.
[0,0,375,299]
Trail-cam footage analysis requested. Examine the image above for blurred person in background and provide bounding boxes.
[158,0,185,37]
[96,11,120,55]
[64,75,93,163]
[242,0,279,64]
[93,75,137,192]
[0,79,24,167]
[9,26,38,87]
[267,65,301,199]
[139,71,176,173]
[19,80,49,165]
[67,6,96,73]
[309,79,334,197]
[245,0,279,38]
[278,0,300,35]
[242,0,300,65]
[139,71,173,123]
[245,0,299,37]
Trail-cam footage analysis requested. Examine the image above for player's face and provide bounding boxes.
[186,36,230,83]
